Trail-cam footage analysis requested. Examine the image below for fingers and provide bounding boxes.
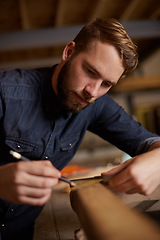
[17,190,52,206]
[107,162,140,193]
[12,160,61,189]
[108,167,130,187]
[16,160,61,178]
[16,185,52,198]
[12,161,61,205]
[12,176,58,205]
[14,170,59,188]
[101,158,133,177]
[109,179,135,193]
[108,167,154,195]
[101,158,150,194]
[0,161,61,206]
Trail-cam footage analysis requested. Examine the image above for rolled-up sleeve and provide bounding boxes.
[136,137,160,154]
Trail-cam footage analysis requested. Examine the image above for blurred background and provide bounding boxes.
[0,0,160,168]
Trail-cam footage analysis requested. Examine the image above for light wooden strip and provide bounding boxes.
[54,0,65,27]
[112,74,160,93]
[34,190,80,240]
[18,0,31,30]
[33,200,59,240]
[115,185,160,205]
[120,0,153,21]
[70,182,160,240]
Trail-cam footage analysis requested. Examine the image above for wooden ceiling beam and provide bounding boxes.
[111,74,160,93]
[18,0,31,30]
[87,0,106,22]
[0,57,61,70]
[0,20,160,51]
[90,0,130,20]
[54,0,65,27]
[120,0,157,21]
[55,0,100,27]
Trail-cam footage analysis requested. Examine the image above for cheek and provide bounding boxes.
[68,75,82,90]
[69,67,87,90]
[97,87,111,99]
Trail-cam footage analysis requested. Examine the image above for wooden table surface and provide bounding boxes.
[33,185,80,240]
[33,166,160,240]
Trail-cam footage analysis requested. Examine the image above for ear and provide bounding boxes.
[62,41,76,62]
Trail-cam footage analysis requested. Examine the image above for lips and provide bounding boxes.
[74,93,89,105]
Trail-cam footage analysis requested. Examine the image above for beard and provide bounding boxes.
[57,58,95,114]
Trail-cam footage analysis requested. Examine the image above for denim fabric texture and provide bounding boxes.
[0,66,158,239]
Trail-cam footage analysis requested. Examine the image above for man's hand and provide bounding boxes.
[102,146,160,195]
[0,160,61,205]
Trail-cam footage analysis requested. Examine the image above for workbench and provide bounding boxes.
[33,168,160,240]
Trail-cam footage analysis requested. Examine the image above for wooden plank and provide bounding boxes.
[33,167,160,239]
[70,182,160,240]
[111,74,160,93]
[33,197,60,240]
[94,0,130,20]
[34,189,80,240]
[114,185,160,211]
[114,185,160,205]
[19,0,31,30]
[120,0,156,20]
[55,0,96,27]
[88,0,107,22]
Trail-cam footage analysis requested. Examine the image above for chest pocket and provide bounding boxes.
[5,139,35,158]
[52,133,81,170]
[60,133,80,151]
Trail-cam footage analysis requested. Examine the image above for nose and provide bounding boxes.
[84,81,101,98]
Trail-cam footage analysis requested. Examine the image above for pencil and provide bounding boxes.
[9,150,76,187]
[10,150,30,161]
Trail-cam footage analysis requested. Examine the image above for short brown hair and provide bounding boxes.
[73,18,138,77]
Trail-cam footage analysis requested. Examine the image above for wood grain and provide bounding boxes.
[70,182,160,240]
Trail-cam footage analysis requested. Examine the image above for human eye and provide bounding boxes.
[102,81,111,88]
[83,62,96,77]
[86,67,95,76]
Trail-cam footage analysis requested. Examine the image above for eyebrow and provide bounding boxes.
[84,61,116,86]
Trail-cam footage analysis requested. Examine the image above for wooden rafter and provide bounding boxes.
[120,0,158,21]
[111,74,160,93]
[18,0,31,30]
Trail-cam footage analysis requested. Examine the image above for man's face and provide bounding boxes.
[57,40,124,114]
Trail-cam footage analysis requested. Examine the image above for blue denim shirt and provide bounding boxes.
[0,66,159,239]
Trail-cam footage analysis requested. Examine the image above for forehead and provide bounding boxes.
[84,40,121,61]
[78,40,124,82]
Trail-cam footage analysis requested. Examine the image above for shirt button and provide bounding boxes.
[17,145,21,149]
[69,143,72,147]
[45,156,48,160]
[10,208,14,212]
[2,224,5,227]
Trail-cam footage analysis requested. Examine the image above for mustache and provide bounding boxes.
[76,91,95,104]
